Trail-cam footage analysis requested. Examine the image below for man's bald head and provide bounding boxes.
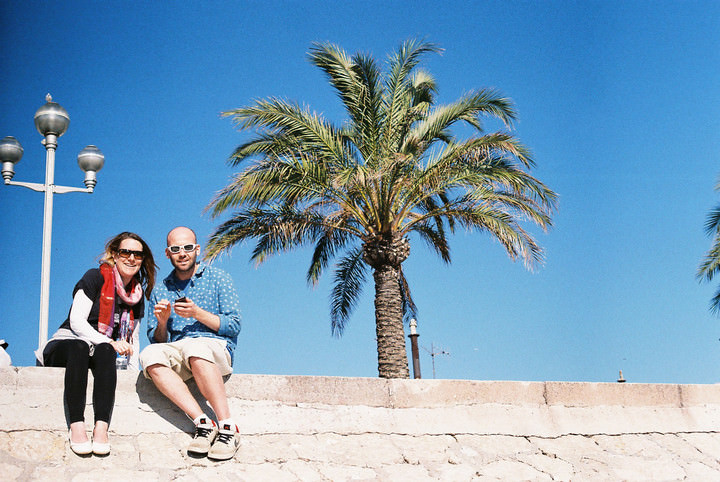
[167,226,197,246]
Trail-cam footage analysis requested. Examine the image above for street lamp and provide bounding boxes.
[1,94,104,350]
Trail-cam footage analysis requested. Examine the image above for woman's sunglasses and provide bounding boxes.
[117,248,145,260]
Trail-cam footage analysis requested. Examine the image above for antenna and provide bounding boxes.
[422,342,450,379]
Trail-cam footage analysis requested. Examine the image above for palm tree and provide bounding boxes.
[698,180,720,312]
[205,40,557,378]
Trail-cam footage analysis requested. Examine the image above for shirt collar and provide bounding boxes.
[164,262,207,288]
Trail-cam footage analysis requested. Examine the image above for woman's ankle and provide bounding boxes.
[69,422,88,442]
[93,421,109,443]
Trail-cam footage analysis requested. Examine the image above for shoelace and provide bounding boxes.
[195,426,214,439]
[215,431,235,444]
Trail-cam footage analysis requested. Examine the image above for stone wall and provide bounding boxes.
[1,367,720,480]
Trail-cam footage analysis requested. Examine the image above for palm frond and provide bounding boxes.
[307,227,351,285]
[704,205,720,235]
[452,206,545,270]
[222,98,349,167]
[381,40,442,153]
[402,90,517,155]
[205,207,325,263]
[709,289,720,315]
[206,151,377,231]
[348,52,384,158]
[411,221,451,263]
[308,42,383,153]
[399,267,417,323]
[406,200,545,269]
[330,247,368,336]
[698,238,720,282]
[699,187,720,314]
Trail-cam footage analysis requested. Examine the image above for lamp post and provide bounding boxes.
[1,94,104,350]
[408,318,421,379]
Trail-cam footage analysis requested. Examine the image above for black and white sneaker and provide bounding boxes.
[208,423,240,461]
[187,417,218,455]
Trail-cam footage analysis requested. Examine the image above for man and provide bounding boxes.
[139,226,242,461]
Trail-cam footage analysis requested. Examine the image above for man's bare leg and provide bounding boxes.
[189,357,230,420]
[145,364,204,419]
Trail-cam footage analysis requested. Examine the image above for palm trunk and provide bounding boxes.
[372,263,409,378]
[363,234,411,379]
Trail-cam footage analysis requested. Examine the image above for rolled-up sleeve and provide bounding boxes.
[215,270,242,338]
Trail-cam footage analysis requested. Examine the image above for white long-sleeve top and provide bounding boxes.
[36,268,143,370]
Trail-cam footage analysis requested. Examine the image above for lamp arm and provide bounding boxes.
[3,180,93,194]
[4,180,46,192]
[53,185,93,194]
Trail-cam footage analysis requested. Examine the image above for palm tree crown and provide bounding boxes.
[698,179,720,313]
[206,39,557,378]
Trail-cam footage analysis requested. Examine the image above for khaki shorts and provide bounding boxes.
[140,337,232,381]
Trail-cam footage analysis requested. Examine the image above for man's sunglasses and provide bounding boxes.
[168,244,198,254]
[117,249,145,260]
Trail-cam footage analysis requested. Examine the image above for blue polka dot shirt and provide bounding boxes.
[147,263,242,364]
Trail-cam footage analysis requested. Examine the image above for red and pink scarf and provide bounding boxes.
[97,263,142,339]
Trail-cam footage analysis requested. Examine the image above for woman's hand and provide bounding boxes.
[110,340,133,356]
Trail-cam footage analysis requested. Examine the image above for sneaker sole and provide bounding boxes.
[188,449,210,456]
[207,444,239,461]
[207,452,237,461]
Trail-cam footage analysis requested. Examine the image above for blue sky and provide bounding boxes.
[2,1,720,383]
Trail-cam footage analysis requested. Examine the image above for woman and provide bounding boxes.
[38,232,156,456]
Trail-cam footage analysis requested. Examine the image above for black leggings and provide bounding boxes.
[43,339,117,425]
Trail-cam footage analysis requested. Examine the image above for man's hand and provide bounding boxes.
[152,299,172,342]
[174,297,221,332]
[173,298,197,319]
[154,300,172,324]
